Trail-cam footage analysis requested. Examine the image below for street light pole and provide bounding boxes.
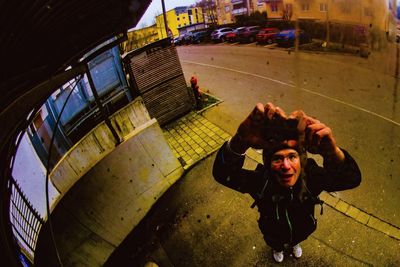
[161,0,169,38]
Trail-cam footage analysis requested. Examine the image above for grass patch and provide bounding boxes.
[199,92,220,110]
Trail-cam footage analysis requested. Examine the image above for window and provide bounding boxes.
[364,7,373,17]
[320,3,328,12]
[271,3,278,12]
[177,17,180,21]
[340,4,351,14]
[225,6,230,12]
[302,3,310,11]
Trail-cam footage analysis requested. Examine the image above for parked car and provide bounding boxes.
[183,32,196,44]
[192,31,208,44]
[225,27,246,43]
[275,29,311,47]
[173,35,186,46]
[211,27,233,42]
[256,27,280,44]
[237,26,261,43]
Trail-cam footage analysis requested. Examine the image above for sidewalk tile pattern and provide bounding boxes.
[163,112,400,241]
[163,112,230,170]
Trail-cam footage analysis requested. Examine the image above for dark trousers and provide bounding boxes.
[258,219,307,251]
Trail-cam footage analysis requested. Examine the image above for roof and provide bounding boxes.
[174,6,189,15]
[1,0,151,111]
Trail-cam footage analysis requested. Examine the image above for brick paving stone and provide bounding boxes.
[208,140,217,147]
[319,192,329,202]
[335,200,350,213]
[204,136,212,142]
[379,222,393,236]
[367,216,381,230]
[208,131,216,137]
[355,211,370,225]
[345,205,361,219]
[192,143,200,149]
[221,133,230,139]
[324,194,340,207]
[188,149,196,156]
[195,148,204,154]
[171,142,180,149]
[204,146,213,153]
[391,228,400,240]
[199,142,208,148]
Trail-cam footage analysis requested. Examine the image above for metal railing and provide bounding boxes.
[9,177,45,263]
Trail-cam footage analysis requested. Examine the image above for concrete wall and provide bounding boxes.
[36,97,184,266]
[50,97,152,199]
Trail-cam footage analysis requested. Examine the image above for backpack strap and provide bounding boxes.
[251,171,269,209]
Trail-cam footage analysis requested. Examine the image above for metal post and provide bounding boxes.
[161,0,169,38]
[85,64,121,145]
[246,0,251,16]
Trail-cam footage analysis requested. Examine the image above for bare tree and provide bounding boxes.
[282,5,293,22]
[195,0,218,26]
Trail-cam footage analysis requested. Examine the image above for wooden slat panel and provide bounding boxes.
[142,76,193,125]
[129,46,183,93]
[125,40,194,126]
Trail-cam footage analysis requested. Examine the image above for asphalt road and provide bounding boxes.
[177,43,400,228]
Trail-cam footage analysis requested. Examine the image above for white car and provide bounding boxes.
[211,27,233,42]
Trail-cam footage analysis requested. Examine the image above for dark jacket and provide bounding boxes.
[213,142,361,247]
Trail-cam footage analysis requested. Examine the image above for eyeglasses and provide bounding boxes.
[271,152,299,165]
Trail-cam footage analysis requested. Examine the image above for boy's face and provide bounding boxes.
[270,148,301,188]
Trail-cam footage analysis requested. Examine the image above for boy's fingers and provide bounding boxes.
[275,106,287,120]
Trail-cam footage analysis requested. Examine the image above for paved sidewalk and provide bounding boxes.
[163,112,400,242]
[106,112,400,266]
[163,112,230,170]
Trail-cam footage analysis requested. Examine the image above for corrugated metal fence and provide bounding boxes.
[9,177,44,263]
[124,38,194,126]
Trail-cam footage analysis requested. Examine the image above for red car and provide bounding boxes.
[225,27,246,43]
[256,28,280,44]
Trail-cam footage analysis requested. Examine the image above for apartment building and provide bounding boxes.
[122,24,159,52]
[216,0,284,24]
[156,6,204,39]
[216,0,392,33]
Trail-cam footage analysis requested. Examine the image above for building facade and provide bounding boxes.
[122,24,159,52]
[216,0,284,24]
[156,6,204,39]
[215,0,391,33]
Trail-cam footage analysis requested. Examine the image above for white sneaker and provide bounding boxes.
[273,250,284,263]
[292,243,302,259]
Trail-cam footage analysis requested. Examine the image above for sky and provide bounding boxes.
[135,0,198,29]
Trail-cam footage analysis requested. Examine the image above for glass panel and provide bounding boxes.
[89,53,121,97]
[52,80,88,125]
